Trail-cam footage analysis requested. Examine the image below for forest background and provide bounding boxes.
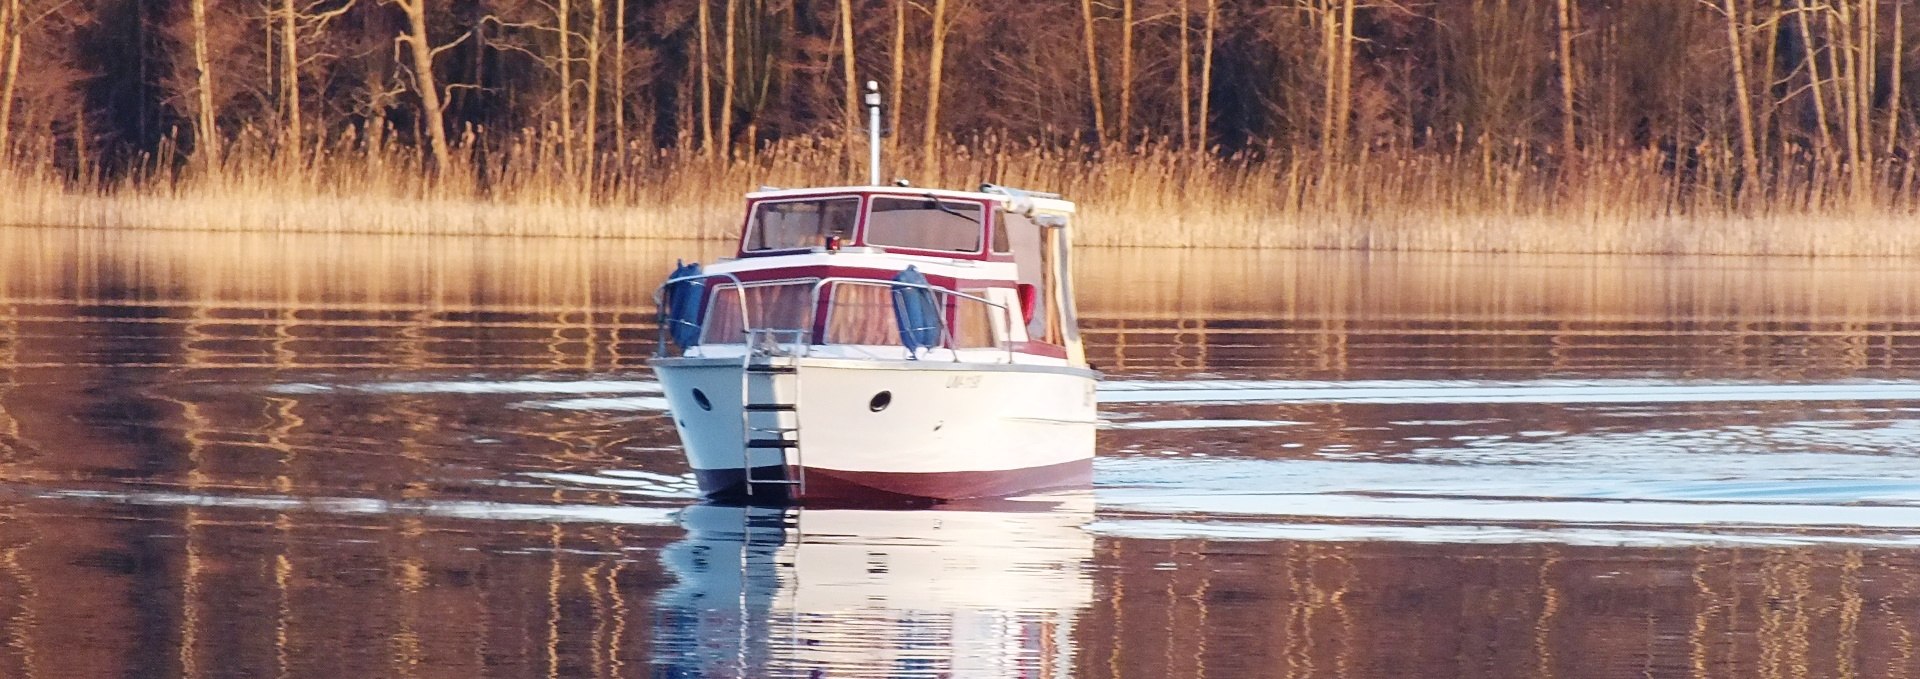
[0,0,1916,254]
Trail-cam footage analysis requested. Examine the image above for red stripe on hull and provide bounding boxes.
[794,458,1092,504]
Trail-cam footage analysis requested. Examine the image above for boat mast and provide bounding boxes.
[865,80,882,185]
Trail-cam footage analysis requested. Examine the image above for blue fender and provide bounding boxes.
[663,260,706,349]
[890,266,942,354]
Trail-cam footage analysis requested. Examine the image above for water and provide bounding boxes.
[3,227,1920,677]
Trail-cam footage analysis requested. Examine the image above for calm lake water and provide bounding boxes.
[3,227,1920,678]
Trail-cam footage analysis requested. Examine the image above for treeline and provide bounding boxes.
[0,0,1917,244]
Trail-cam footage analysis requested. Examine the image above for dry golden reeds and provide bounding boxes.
[2,132,1917,256]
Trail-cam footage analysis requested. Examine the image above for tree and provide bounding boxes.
[1079,0,1103,144]
[1119,0,1132,140]
[557,0,574,171]
[190,0,220,169]
[279,0,301,164]
[387,0,452,170]
[586,0,604,177]
[838,0,856,178]
[1555,0,1577,156]
[888,0,904,153]
[1715,0,1757,188]
[923,0,948,170]
[0,0,20,159]
[1198,0,1214,151]
[698,0,713,155]
[720,0,735,157]
[1178,0,1189,151]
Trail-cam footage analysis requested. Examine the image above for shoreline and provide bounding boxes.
[5,145,1919,257]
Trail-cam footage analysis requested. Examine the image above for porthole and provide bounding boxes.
[868,391,892,412]
[692,388,713,411]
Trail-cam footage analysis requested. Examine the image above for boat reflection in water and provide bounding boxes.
[652,492,1093,677]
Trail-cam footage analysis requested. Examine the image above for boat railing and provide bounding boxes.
[804,277,1017,363]
[653,270,750,357]
[653,272,1017,363]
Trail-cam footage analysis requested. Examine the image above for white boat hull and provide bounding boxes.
[652,356,1098,503]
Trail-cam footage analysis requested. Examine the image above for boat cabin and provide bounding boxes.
[661,185,1084,365]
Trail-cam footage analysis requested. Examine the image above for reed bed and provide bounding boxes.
[3,134,1917,256]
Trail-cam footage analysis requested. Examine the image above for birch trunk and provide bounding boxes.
[0,0,18,159]
[191,0,221,169]
[1722,0,1757,185]
[280,0,300,164]
[397,0,450,171]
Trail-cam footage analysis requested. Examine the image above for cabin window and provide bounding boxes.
[744,198,860,252]
[990,215,1011,253]
[701,280,816,344]
[822,284,898,345]
[863,196,984,253]
[950,290,1000,349]
[1003,212,1054,342]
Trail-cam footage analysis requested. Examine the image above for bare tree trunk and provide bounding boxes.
[1199,0,1214,152]
[1079,0,1105,144]
[1555,0,1577,156]
[1835,0,1866,200]
[1119,0,1132,142]
[280,0,301,165]
[1319,0,1336,150]
[558,0,575,172]
[1855,0,1875,199]
[396,0,450,171]
[698,0,712,156]
[1758,3,1779,159]
[1795,0,1833,154]
[839,0,857,178]
[618,0,625,158]
[1858,0,1876,181]
[0,0,19,160]
[586,0,603,179]
[889,0,904,153]
[1334,0,1355,155]
[923,0,948,173]
[1178,0,1190,152]
[1861,0,1876,157]
[720,0,736,158]
[1889,0,1903,158]
[1723,0,1758,187]
[191,0,221,170]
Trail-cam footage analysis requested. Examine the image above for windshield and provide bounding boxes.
[744,197,861,251]
[863,196,985,253]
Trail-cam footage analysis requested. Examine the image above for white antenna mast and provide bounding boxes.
[864,80,882,186]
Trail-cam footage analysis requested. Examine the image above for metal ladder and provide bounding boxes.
[738,341,805,497]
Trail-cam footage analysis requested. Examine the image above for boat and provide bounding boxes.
[649,82,1099,505]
